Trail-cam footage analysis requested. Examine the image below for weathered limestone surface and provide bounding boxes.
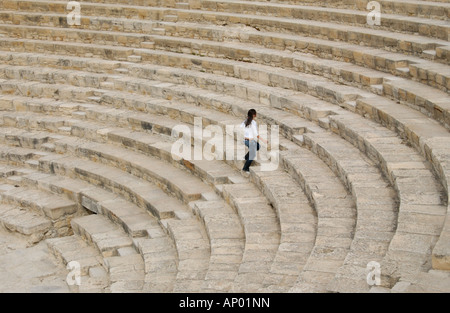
[0,0,448,293]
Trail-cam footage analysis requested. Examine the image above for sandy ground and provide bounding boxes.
[0,228,69,293]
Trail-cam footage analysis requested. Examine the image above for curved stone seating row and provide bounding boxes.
[0,43,446,286]
[249,168,317,292]
[1,0,448,62]
[0,144,211,292]
[0,108,296,292]
[44,64,444,288]
[1,9,449,85]
[0,125,276,293]
[46,235,109,292]
[0,161,178,292]
[0,93,324,292]
[0,37,447,134]
[0,202,51,240]
[0,97,295,292]
[301,132,398,292]
[71,214,146,292]
[72,0,450,21]
[11,92,342,290]
[0,56,444,166]
[197,0,449,40]
[0,180,79,238]
[190,200,245,292]
[0,166,79,243]
[220,183,281,292]
[277,0,450,21]
[278,140,356,293]
[0,75,400,290]
[5,71,444,286]
[327,114,447,286]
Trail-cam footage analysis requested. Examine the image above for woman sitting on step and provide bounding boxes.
[241,109,267,175]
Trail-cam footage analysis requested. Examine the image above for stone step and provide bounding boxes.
[0,14,448,94]
[221,183,281,292]
[0,161,181,292]
[198,0,450,40]
[166,218,211,292]
[0,106,305,292]
[398,270,450,293]
[2,0,447,60]
[192,200,245,292]
[0,20,447,95]
[328,113,447,287]
[0,96,265,185]
[137,237,178,292]
[46,234,110,292]
[0,24,150,48]
[382,77,450,127]
[249,167,317,292]
[0,203,51,238]
[0,145,221,291]
[0,185,78,221]
[279,140,356,293]
[15,167,166,239]
[302,132,399,292]
[175,2,189,10]
[1,59,444,241]
[46,235,104,276]
[294,0,450,21]
[104,254,145,293]
[0,49,447,143]
[0,118,211,204]
[0,72,315,142]
[71,214,135,258]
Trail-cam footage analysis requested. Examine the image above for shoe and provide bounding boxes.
[241,170,250,178]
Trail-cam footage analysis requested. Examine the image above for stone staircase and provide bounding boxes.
[0,0,448,293]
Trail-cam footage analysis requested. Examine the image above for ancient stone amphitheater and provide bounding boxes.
[0,0,448,293]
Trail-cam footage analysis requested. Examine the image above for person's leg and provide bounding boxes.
[244,140,250,161]
[243,140,257,172]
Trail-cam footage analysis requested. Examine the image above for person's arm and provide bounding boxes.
[257,135,268,145]
[253,122,268,144]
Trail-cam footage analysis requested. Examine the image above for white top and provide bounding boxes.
[240,120,258,140]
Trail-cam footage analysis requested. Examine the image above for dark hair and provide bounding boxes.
[245,109,257,127]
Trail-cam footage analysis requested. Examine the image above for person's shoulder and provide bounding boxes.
[251,120,257,125]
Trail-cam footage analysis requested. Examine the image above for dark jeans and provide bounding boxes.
[243,140,260,172]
